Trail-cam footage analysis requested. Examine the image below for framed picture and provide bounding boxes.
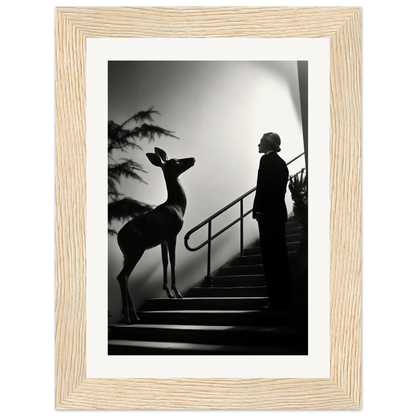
[55,7,361,409]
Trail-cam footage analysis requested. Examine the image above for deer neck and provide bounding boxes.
[164,175,187,215]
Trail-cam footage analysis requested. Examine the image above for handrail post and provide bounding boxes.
[240,199,244,257]
[207,220,212,278]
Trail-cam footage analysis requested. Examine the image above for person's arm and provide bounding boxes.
[253,157,265,219]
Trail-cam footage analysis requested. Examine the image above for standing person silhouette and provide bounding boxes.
[253,132,293,311]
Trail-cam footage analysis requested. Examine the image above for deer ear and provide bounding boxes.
[154,147,168,161]
[146,153,164,167]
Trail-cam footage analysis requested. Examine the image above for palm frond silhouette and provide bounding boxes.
[288,168,308,228]
[108,107,178,234]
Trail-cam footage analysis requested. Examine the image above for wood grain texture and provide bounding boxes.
[55,6,361,409]
[329,9,361,408]
[57,6,359,38]
[59,378,357,410]
[55,8,87,407]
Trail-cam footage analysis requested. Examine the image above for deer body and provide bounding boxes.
[116,147,195,324]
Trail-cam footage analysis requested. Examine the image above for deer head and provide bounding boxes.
[146,147,195,179]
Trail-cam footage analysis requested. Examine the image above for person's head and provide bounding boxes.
[258,132,281,154]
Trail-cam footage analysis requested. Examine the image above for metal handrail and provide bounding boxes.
[184,152,305,277]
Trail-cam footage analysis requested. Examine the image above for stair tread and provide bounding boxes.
[186,286,268,297]
[138,309,288,314]
[209,274,265,277]
[221,265,263,268]
[203,275,266,286]
[216,265,265,276]
[141,297,269,311]
[190,286,267,290]
[241,251,296,256]
[110,323,297,332]
[108,339,305,355]
[133,309,292,326]
[109,323,300,341]
[147,296,268,300]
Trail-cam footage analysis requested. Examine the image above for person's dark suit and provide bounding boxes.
[253,152,292,309]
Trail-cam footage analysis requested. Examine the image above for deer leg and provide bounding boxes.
[167,237,183,298]
[116,256,141,324]
[161,242,174,298]
[126,292,140,324]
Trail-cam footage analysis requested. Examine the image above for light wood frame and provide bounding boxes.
[55,7,361,409]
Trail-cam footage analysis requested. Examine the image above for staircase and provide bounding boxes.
[108,220,307,355]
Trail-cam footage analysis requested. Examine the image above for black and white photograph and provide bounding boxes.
[106,60,308,355]
[51,3,367,414]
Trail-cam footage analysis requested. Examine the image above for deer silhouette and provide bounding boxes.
[116,147,196,324]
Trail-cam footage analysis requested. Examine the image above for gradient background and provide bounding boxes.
[108,61,306,323]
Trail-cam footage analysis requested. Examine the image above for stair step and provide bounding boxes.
[219,246,299,273]
[286,221,302,231]
[230,255,263,266]
[216,264,264,276]
[135,310,291,326]
[286,233,302,243]
[287,241,300,250]
[203,274,266,287]
[108,324,304,348]
[140,297,269,311]
[108,339,307,355]
[244,246,261,256]
[228,253,297,267]
[243,247,299,258]
[286,226,302,234]
[186,286,268,297]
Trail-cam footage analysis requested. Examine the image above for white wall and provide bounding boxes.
[108,61,305,322]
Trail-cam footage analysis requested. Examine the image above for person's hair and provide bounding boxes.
[264,132,281,152]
